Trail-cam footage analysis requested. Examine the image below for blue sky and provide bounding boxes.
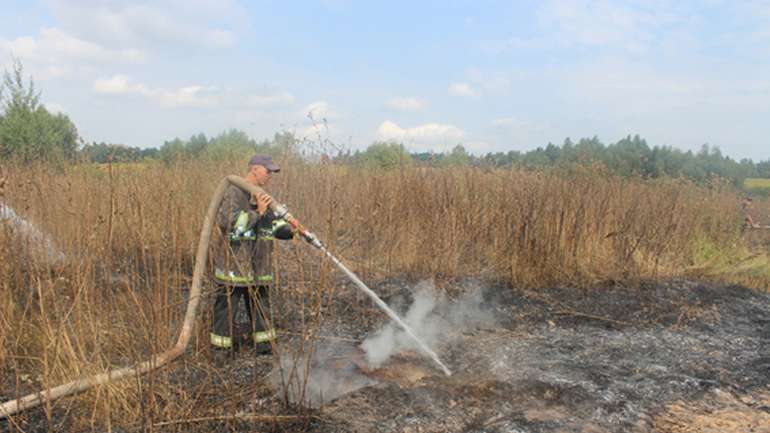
[1,0,769,160]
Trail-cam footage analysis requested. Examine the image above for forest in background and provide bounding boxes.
[2,60,769,189]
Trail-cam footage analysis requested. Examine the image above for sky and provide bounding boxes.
[1,0,769,161]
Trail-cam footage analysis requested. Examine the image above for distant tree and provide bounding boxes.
[757,161,770,178]
[80,141,148,163]
[269,131,299,156]
[139,147,159,159]
[359,141,413,169]
[0,59,80,163]
[187,133,209,157]
[151,129,302,165]
[159,137,187,164]
[570,136,604,163]
[475,134,769,185]
[81,142,112,162]
[605,135,651,176]
[481,151,507,167]
[522,147,551,167]
[544,142,560,163]
[442,144,471,166]
[206,129,258,160]
[410,151,442,166]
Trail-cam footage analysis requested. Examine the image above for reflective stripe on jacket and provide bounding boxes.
[253,329,277,343]
[210,333,232,348]
[214,268,256,284]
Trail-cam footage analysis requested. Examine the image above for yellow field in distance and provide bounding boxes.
[744,178,770,190]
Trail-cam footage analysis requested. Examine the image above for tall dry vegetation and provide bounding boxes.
[0,159,742,429]
[285,162,740,287]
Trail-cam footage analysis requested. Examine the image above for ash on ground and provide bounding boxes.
[270,280,497,408]
[308,278,770,433]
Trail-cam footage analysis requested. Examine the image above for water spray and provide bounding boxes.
[0,201,66,265]
[0,175,449,418]
[261,184,451,376]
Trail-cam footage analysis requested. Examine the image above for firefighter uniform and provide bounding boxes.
[210,184,292,350]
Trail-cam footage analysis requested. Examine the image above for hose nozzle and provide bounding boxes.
[273,203,324,250]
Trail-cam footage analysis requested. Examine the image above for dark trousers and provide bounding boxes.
[212,283,271,342]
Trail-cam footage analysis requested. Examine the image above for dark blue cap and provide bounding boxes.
[248,154,280,172]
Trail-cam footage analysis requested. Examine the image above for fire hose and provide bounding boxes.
[0,175,449,418]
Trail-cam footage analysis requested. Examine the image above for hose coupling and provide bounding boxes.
[272,203,289,219]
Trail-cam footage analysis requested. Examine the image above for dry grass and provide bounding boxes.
[744,177,770,193]
[0,158,749,430]
[294,163,741,288]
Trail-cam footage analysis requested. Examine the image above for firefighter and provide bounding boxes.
[210,154,294,354]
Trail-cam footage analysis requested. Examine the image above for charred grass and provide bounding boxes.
[0,159,760,431]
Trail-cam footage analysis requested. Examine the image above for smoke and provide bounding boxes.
[0,201,66,265]
[272,280,497,407]
[361,279,496,368]
[271,342,376,408]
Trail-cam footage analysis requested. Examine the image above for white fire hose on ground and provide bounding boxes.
[0,175,449,419]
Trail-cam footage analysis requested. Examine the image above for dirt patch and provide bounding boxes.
[363,354,433,388]
[654,389,770,433]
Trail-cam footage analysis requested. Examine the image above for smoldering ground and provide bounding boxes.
[318,279,770,433]
[271,280,499,407]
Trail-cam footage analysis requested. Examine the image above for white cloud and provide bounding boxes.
[93,75,146,94]
[93,75,298,110]
[485,1,687,56]
[377,120,465,151]
[0,27,144,79]
[386,97,425,111]
[1,28,145,63]
[448,82,478,98]
[157,85,219,108]
[93,75,217,108]
[537,0,680,53]
[47,0,240,50]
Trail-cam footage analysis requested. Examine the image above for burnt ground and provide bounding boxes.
[310,278,770,433]
[2,278,769,433]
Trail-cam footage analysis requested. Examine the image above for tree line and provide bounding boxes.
[341,139,769,187]
[477,136,770,186]
[2,60,768,187]
[0,60,79,164]
[79,134,770,188]
[80,130,298,165]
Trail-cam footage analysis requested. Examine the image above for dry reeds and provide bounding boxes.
[0,158,743,429]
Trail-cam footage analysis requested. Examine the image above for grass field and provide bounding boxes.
[744,177,770,191]
[0,158,760,430]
